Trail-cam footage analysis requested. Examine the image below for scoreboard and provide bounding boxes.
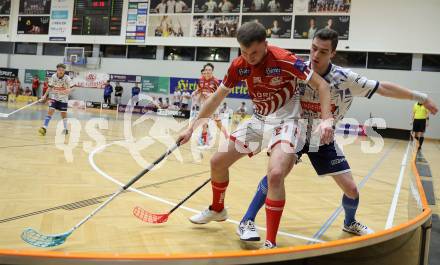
[72,0,124,35]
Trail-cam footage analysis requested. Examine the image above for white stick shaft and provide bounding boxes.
[70,188,125,233]
[8,100,42,116]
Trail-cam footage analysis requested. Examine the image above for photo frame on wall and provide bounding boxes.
[0,0,11,15]
[242,15,292,39]
[19,0,52,15]
[0,16,9,34]
[242,0,293,13]
[192,15,239,37]
[150,0,192,14]
[293,15,350,40]
[17,16,50,34]
[308,0,351,13]
[148,15,192,37]
[193,0,241,13]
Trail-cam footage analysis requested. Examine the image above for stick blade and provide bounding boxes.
[133,206,169,224]
[21,228,70,248]
[0,113,8,118]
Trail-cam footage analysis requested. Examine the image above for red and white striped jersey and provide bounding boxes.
[221,45,313,119]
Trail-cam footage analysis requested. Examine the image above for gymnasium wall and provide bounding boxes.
[1,0,440,53]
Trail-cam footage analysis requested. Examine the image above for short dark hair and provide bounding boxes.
[56,63,66,69]
[237,22,266,47]
[313,28,339,51]
[203,63,214,71]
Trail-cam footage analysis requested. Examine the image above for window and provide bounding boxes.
[367,52,412,71]
[43,43,67,56]
[67,44,93,57]
[196,47,230,62]
[100,45,127,58]
[127,45,156,59]
[332,51,367,68]
[422,54,440,72]
[0,42,14,54]
[289,49,309,55]
[164,47,195,61]
[14,42,37,55]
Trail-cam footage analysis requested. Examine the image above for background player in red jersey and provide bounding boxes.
[178,22,334,249]
[193,63,228,137]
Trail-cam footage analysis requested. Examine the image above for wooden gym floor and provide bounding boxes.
[0,102,436,254]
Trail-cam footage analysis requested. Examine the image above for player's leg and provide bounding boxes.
[60,110,68,135]
[39,103,55,136]
[332,172,374,235]
[307,142,374,236]
[263,143,297,248]
[237,175,267,241]
[189,139,246,224]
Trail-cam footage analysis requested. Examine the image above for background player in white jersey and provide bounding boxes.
[173,89,182,108]
[237,28,438,245]
[181,90,191,110]
[178,22,334,249]
[38,63,73,136]
[233,101,247,124]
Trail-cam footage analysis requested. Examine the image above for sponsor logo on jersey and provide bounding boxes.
[237,68,251,76]
[265,67,281,76]
[270,76,283,86]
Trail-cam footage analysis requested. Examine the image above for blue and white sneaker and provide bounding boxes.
[343,220,374,236]
[236,220,260,241]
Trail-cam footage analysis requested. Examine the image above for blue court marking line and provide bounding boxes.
[309,140,399,242]
[89,140,325,243]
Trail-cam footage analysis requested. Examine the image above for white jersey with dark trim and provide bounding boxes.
[48,73,71,103]
[298,61,379,122]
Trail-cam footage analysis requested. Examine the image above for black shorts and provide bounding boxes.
[296,141,351,176]
[412,119,426,132]
[49,99,68,112]
[181,103,188,109]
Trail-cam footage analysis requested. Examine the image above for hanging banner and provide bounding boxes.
[169,77,249,99]
[73,72,109,88]
[109,74,141,83]
[126,0,148,43]
[141,76,169,94]
[48,0,70,41]
[24,69,46,83]
[0,68,18,80]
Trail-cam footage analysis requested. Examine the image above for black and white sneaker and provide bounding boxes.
[236,220,260,241]
[343,220,374,236]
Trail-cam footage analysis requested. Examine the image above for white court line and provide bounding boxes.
[88,141,325,243]
[385,141,411,229]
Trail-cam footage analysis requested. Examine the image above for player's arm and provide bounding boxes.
[178,85,229,144]
[308,72,334,144]
[376,81,438,115]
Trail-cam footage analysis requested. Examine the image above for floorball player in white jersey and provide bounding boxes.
[38,63,73,136]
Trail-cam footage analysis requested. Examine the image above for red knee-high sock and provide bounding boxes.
[265,198,285,245]
[210,180,229,212]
